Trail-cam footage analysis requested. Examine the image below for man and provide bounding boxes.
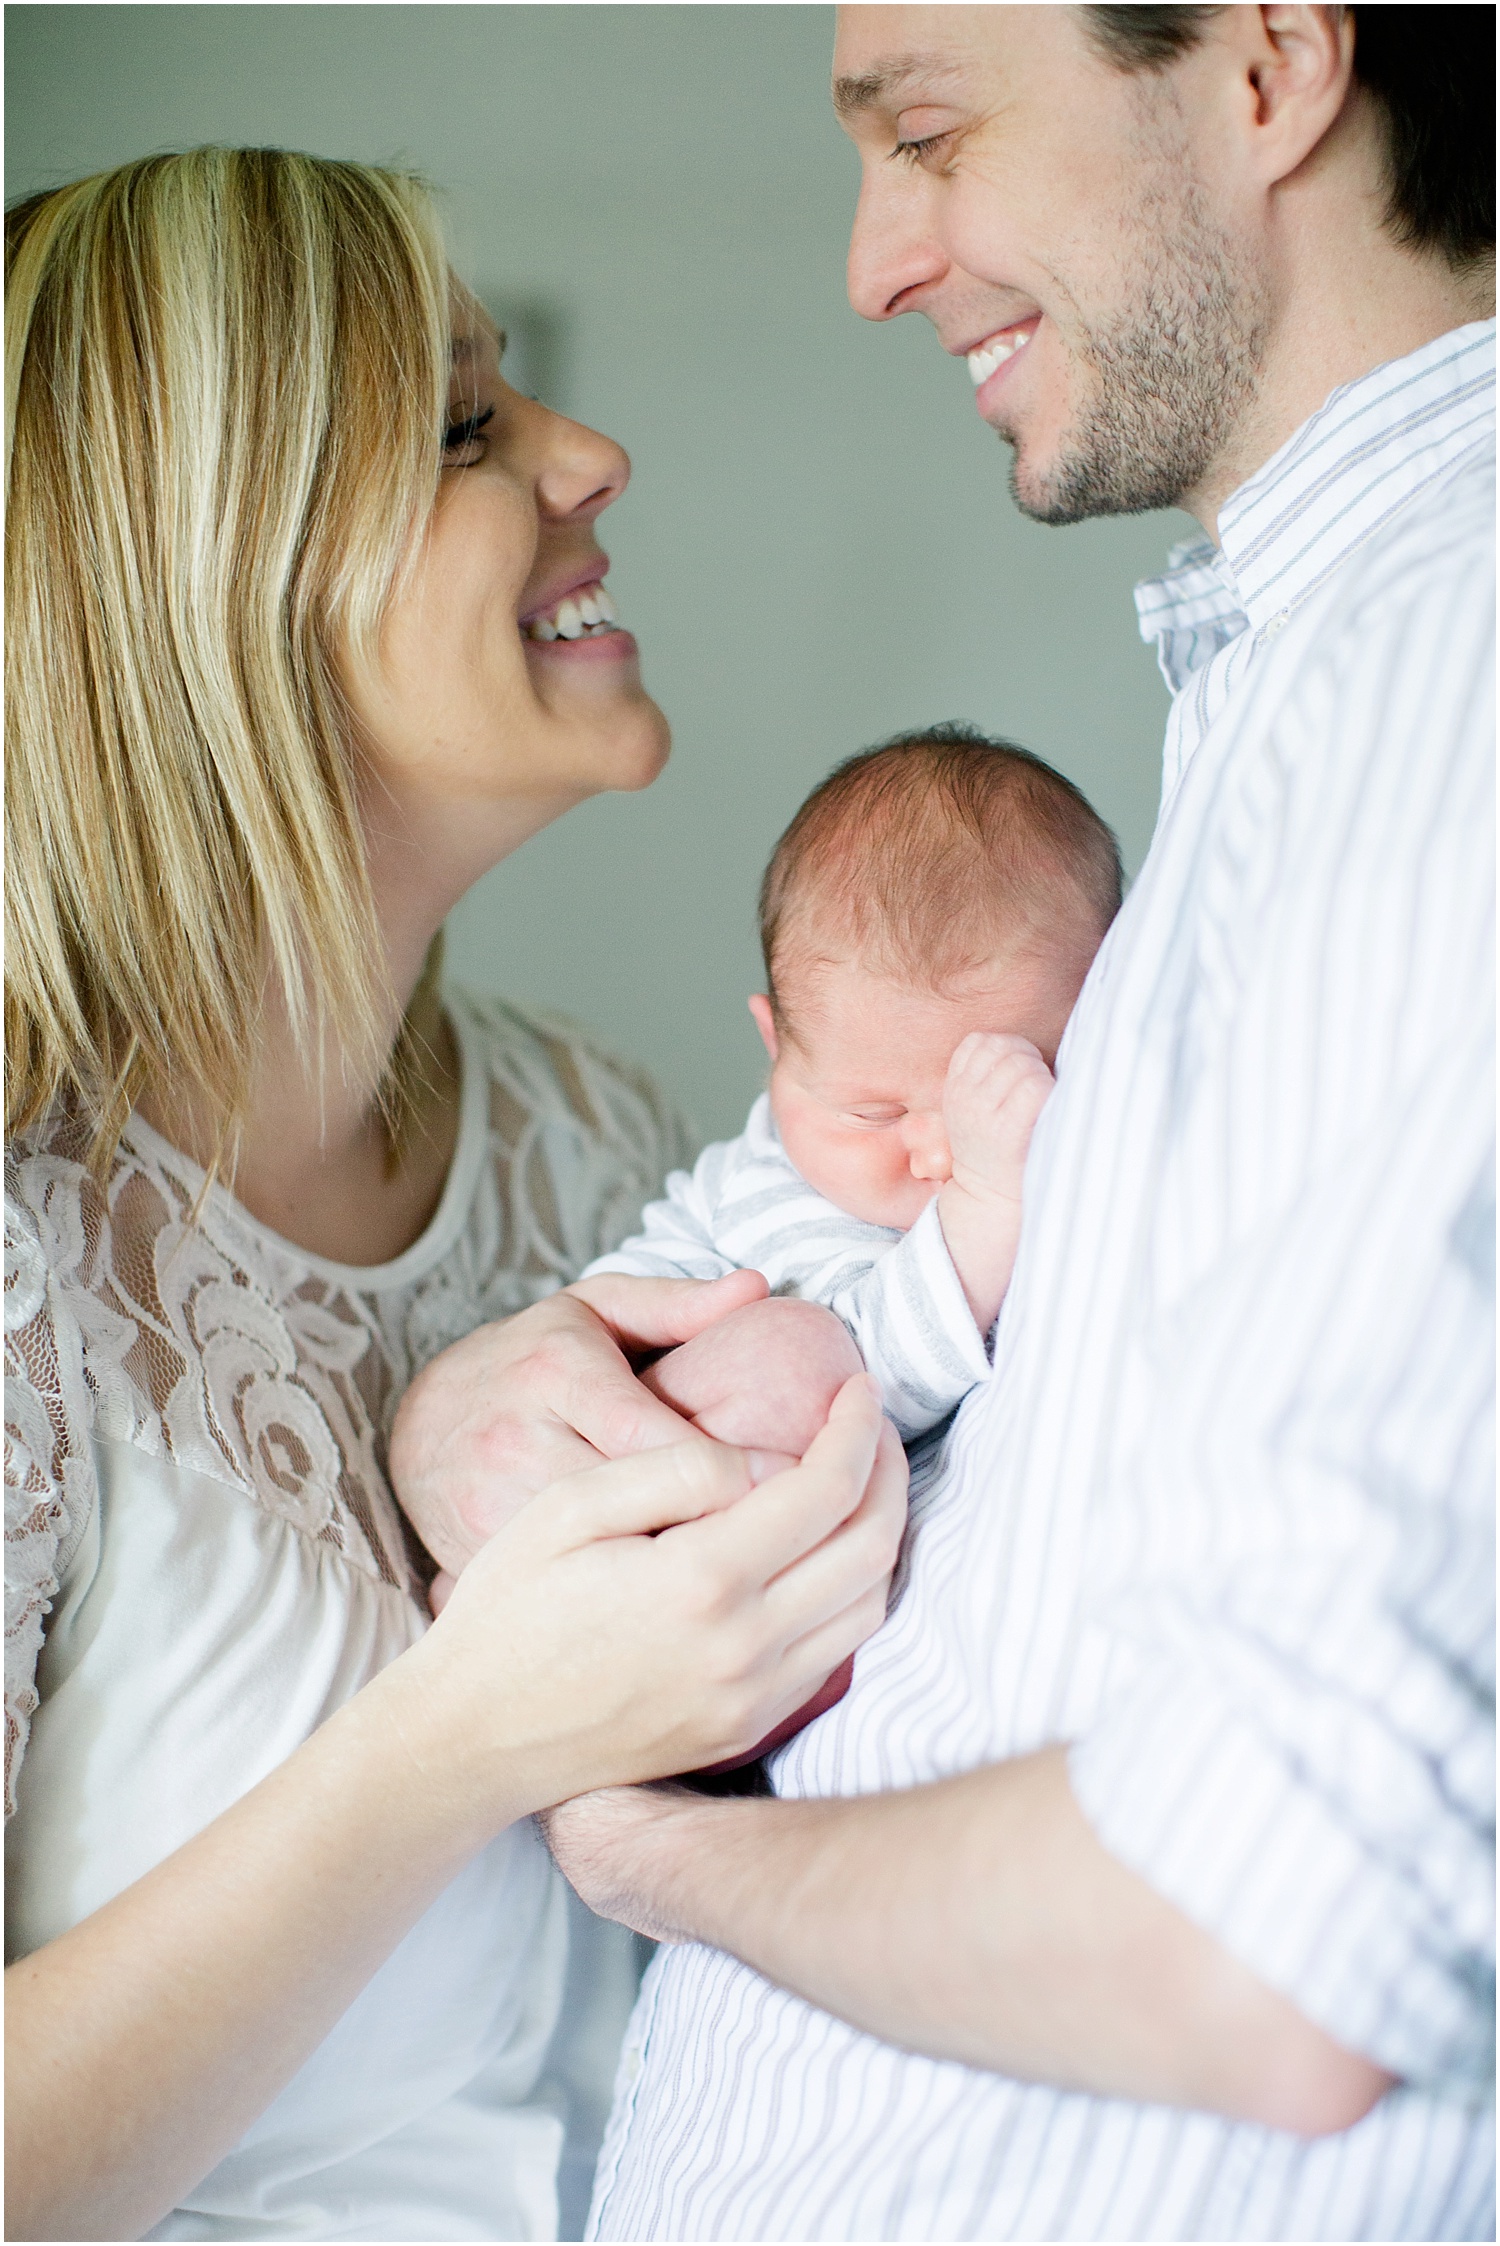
[395,7,1493,2236]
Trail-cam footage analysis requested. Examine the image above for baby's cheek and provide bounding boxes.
[798,1130,904,1225]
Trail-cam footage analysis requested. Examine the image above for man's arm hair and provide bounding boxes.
[545,1748,1393,2136]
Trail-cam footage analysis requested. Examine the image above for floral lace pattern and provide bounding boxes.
[3,991,691,1813]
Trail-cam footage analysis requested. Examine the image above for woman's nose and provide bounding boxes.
[846,169,949,323]
[903,1113,952,1184]
[530,404,631,523]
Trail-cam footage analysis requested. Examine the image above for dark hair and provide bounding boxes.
[1082,5,1495,269]
[758,724,1122,1027]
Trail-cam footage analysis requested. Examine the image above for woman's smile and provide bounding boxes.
[521,566,640,664]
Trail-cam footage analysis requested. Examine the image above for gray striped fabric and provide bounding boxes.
[586,1094,990,1442]
[587,322,1495,2243]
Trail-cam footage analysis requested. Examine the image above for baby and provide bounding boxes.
[589,723,1120,1444]
[582,724,1121,1762]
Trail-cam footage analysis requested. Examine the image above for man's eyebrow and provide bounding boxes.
[832,55,965,121]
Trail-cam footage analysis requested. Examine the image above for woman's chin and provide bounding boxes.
[524,643,670,792]
[603,703,672,794]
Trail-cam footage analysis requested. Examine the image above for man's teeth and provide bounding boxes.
[525,583,619,642]
[967,327,1034,387]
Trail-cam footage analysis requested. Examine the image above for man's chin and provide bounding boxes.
[1005,441,1091,528]
[991,420,1090,528]
[1006,435,1186,528]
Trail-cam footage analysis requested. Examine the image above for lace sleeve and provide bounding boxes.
[4,1178,99,1816]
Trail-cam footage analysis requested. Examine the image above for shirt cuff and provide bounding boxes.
[1068,1672,1495,2097]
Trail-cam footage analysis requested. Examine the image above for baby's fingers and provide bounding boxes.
[947,1030,1045,1087]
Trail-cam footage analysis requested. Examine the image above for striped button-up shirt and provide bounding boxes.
[588,321,1496,2243]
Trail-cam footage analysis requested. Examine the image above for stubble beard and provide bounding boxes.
[1005,141,1271,524]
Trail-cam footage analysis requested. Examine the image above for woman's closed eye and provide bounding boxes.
[443,403,496,462]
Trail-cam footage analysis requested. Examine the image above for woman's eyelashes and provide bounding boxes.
[442,403,496,462]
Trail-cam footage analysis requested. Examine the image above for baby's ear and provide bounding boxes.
[747,993,779,1061]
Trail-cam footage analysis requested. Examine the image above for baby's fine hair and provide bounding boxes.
[759,724,1123,1023]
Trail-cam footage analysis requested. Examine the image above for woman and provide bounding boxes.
[4,149,903,2242]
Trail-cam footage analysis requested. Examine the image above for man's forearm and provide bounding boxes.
[564,1748,1391,2136]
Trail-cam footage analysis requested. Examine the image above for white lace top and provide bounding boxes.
[3,988,690,2242]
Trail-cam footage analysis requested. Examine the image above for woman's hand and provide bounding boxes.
[390,1269,771,1572]
[4,1375,903,2245]
[397,1374,908,1822]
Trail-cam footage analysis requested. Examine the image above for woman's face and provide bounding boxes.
[345,303,670,845]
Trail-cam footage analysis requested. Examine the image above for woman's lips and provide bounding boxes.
[966,316,1042,413]
[520,576,638,661]
[523,625,639,664]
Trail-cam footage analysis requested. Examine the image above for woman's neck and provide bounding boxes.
[139,964,463,1267]
[138,799,468,1266]
[137,760,582,1264]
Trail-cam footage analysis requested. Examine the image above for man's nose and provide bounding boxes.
[903,1113,952,1183]
[846,169,948,323]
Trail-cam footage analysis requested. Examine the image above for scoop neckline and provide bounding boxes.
[119,995,492,1293]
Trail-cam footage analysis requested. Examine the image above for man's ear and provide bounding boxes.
[1232,4,1357,189]
[747,994,779,1061]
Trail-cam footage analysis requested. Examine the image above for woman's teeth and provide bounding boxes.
[525,583,619,642]
[967,327,1033,387]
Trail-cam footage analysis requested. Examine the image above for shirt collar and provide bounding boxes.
[1135,319,1496,693]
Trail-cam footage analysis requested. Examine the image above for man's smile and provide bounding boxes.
[965,313,1043,405]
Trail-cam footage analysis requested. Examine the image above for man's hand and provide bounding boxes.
[390,1269,770,1573]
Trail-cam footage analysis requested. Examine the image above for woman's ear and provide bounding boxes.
[747,993,779,1061]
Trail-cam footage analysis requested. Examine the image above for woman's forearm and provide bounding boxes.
[8,1382,905,2241]
[5,1657,511,2244]
[548,1750,1392,2137]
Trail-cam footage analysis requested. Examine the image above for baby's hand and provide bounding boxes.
[937,1033,1054,1335]
[943,1032,1055,1209]
[641,1295,864,1462]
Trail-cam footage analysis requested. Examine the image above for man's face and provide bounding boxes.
[834,5,1270,522]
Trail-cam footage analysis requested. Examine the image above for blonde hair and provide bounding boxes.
[5,147,452,1175]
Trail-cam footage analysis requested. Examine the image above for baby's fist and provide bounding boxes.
[942,1032,1054,1206]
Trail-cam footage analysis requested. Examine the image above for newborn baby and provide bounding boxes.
[590,723,1120,1441]
[584,724,1122,1763]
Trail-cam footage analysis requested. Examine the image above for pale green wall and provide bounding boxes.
[7,3,1184,1139]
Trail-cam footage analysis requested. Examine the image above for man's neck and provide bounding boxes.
[1186,231,1494,541]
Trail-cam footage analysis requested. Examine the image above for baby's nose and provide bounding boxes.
[904,1114,952,1183]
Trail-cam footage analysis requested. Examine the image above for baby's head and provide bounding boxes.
[750,725,1121,1230]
